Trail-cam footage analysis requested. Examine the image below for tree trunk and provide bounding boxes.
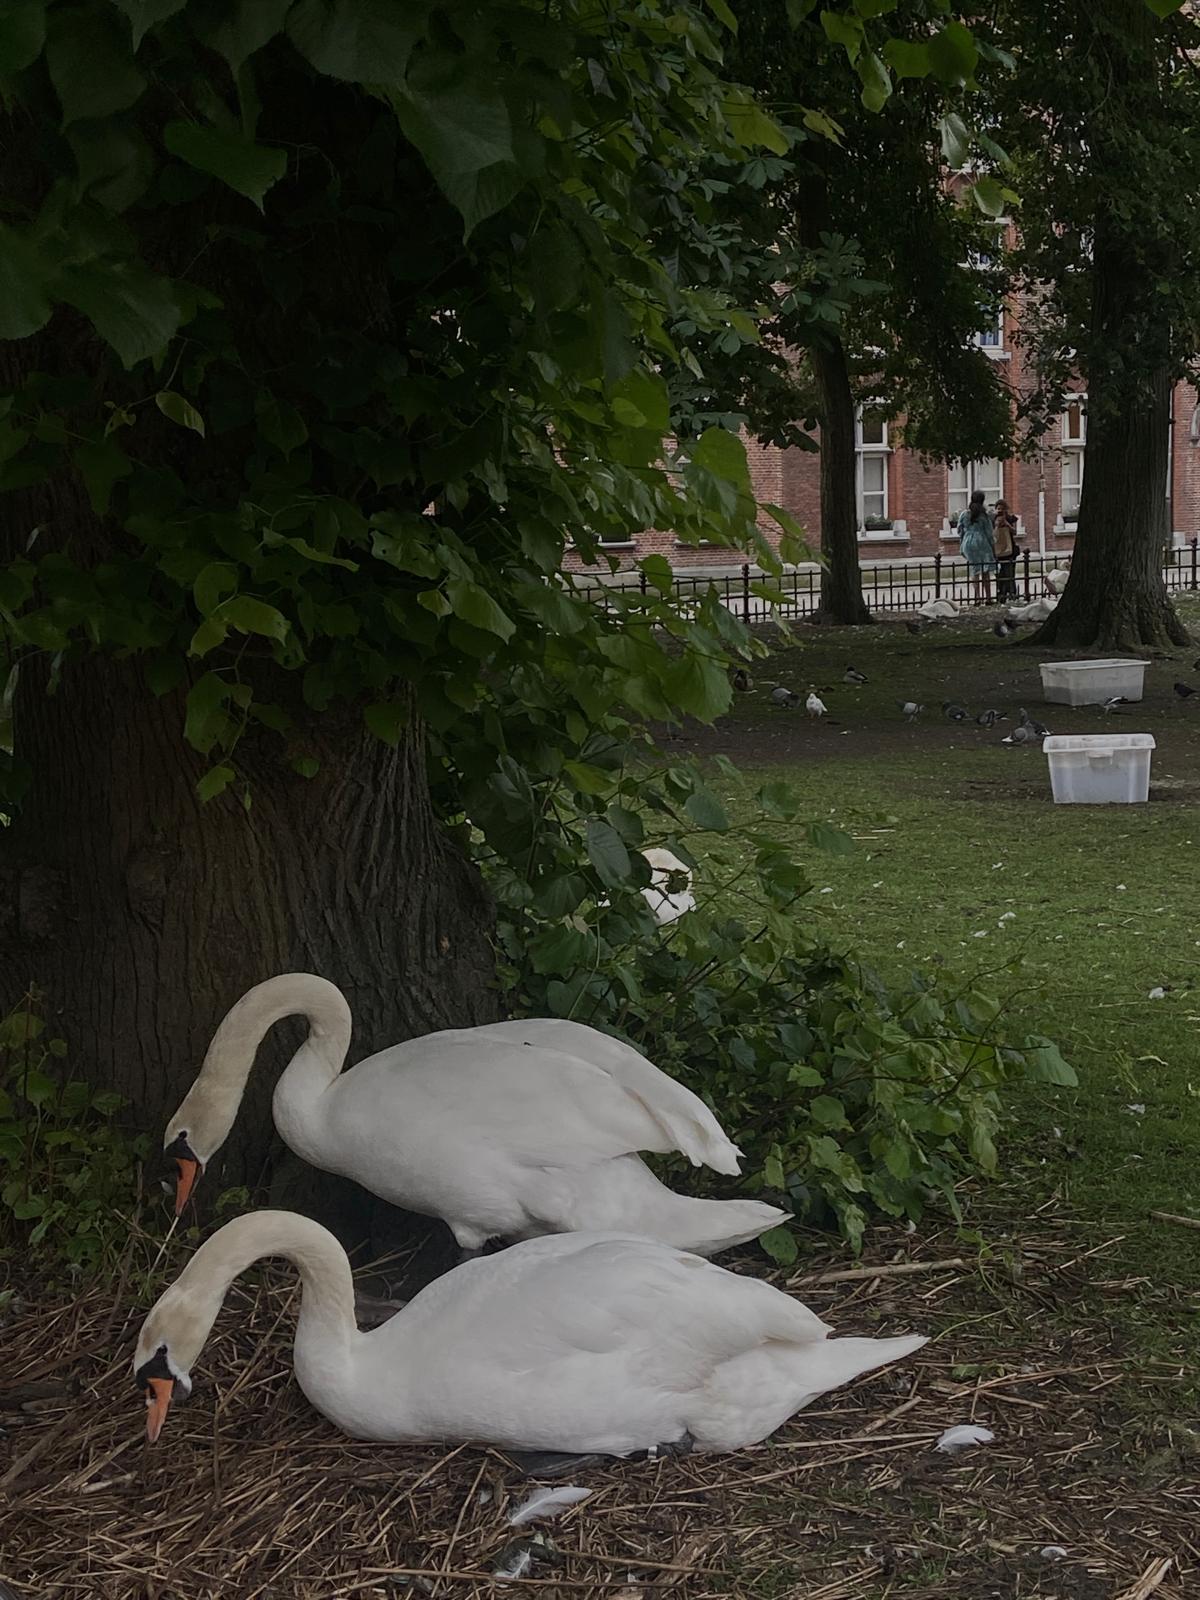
[1035,364,1186,652]
[1034,0,1188,653]
[0,650,500,1261]
[811,338,872,626]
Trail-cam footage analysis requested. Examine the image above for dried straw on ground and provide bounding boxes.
[1,1194,1196,1599]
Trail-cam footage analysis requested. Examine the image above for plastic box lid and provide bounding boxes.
[1043,734,1156,753]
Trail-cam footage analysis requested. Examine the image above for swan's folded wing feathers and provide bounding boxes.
[473,1018,742,1174]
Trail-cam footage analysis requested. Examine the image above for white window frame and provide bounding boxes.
[943,460,1004,536]
[966,243,1007,356]
[1059,393,1086,525]
[855,405,891,533]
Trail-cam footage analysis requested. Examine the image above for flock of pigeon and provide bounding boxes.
[764,670,1055,747]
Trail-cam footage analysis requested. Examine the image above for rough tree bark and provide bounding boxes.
[811,338,872,626]
[1034,0,1189,653]
[0,644,500,1255]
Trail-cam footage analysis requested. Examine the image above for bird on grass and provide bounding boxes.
[769,685,802,709]
[1018,707,1051,738]
[806,691,829,719]
[731,667,751,693]
[1193,657,1200,673]
[843,667,867,686]
[1101,696,1128,715]
[900,700,923,721]
[1001,723,1037,747]
[1174,681,1195,700]
[975,709,1004,728]
[905,619,924,636]
[993,618,1021,639]
[942,701,969,722]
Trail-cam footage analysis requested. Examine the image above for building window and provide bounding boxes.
[1061,395,1086,520]
[975,312,1003,350]
[856,406,890,529]
[948,460,1003,523]
[967,247,1004,351]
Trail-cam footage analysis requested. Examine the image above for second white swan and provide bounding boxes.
[164,975,785,1256]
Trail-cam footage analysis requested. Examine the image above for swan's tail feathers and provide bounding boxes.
[798,1332,928,1401]
[641,1096,743,1176]
[640,1196,788,1257]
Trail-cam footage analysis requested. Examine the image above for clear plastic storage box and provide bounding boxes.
[1039,659,1149,706]
[1043,733,1155,804]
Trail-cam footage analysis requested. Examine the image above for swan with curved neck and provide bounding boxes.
[164,975,785,1256]
[134,1210,927,1454]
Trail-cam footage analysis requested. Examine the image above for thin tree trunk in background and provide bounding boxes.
[811,338,873,626]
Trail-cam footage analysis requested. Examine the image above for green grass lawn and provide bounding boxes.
[687,603,1200,1319]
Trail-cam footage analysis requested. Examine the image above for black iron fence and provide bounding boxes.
[589,540,1200,623]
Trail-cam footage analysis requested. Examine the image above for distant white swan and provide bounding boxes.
[164,976,784,1255]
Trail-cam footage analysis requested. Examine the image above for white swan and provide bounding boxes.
[134,1211,928,1454]
[640,847,695,925]
[164,976,785,1256]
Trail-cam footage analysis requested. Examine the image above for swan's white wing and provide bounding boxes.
[468,1019,741,1174]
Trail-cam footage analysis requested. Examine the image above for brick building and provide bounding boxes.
[568,238,1200,576]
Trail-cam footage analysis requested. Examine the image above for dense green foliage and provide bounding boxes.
[489,764,1075,1256]
[0,994,146,1266]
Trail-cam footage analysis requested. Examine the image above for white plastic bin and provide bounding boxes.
[1044,733,1155,804]
[1039,659,1149,706]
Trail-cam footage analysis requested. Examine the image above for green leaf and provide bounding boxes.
[291,754,320,778]
[801,107,843,143]
[662,653,732,722]
[446,577,515,641]
[810,1094,850,1129]
[164,122,287,209]
[74,436,132,516]
[58,260,180,369]
[202,0,293,71]
[927,20,978,87]
[970,176,1008,218]
[0,226,53,339]
[46,7,145,124]
[939,112,970,170]
[286,0,420,84]
[764,1153,785,1189]
[807,820,856,856]
[707,0,737,28]
[218,595,289,643]
[684,786,729,832]
[0,1,46,73]
[110,0,186,50]
[610,370,670,432]
[21,1069,55,1107]
[396,63,515,224]
[820,10,864,60]
[564,760,612,796]
[155,390,205,437]
[722,90,788,156]
[1145,0,1183,14]
[436,160,526,240]
[586,818,631,888]
[256,391,309,456]
[184,672,230,753]
[882,37,931,79]
[759,1225,798,1266]
[689,426,751,491]
[857,52,891,112]
[67,121,155,212]
[196,764,235,803]
[364,702,407,746]
[189,616,228,658]
[1020,1036,1077,1087]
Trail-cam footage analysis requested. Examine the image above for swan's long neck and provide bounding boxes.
[170,974,352,1165]
[156,1212,360,1405]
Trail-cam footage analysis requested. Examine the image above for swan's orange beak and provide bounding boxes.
[174,1156,201,1216]
[145,1376,173,1443]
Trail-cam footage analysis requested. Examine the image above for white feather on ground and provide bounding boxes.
[935,1424,995,1453]
[918,597,959,619]
[508,1486,593,1527]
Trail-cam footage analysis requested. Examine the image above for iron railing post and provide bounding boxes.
[933,552,941,600]
[1191,536,1198,592]
[1022,548,1030,601]
[741,562,750,623]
